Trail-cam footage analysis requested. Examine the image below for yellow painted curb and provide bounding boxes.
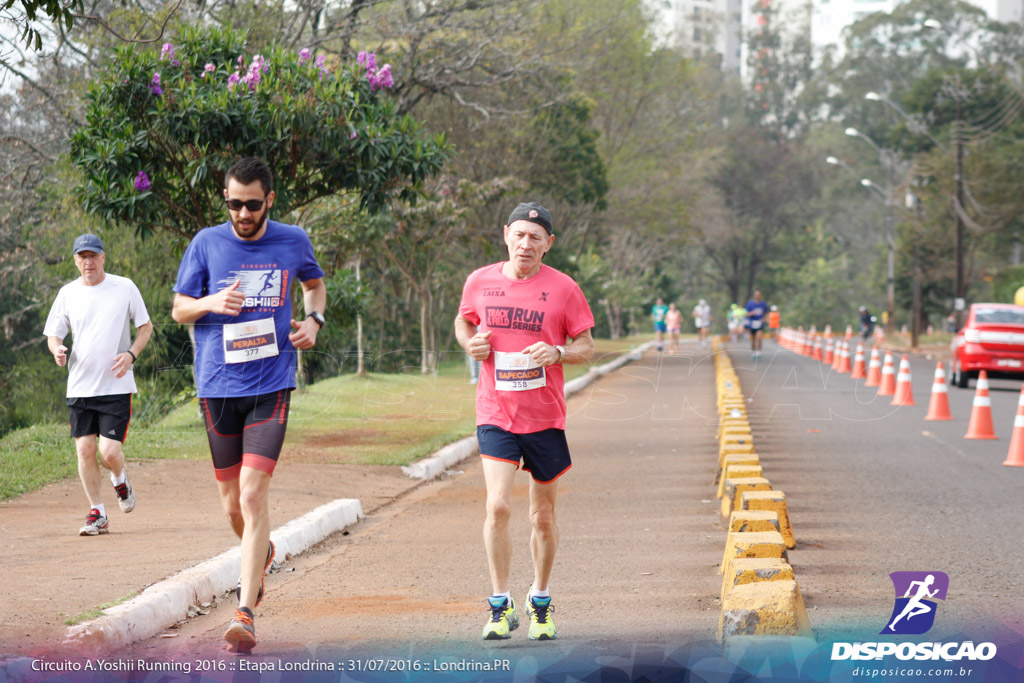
[716,465,764,498]
[721,477,772,516]
[721,556,793,602]
[715,454,761,485]
[727,510,780,534]
[741,490,795,549]
[719,529,786,574]
[718,580,813,640]
[719,442,756,467]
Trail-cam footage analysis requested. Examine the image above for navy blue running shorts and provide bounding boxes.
[67,394,132,442]
[477,424,572,483]
[200,390,291,481]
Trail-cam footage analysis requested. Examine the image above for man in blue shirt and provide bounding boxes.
[172,157,326,652]
[745,290,768,360]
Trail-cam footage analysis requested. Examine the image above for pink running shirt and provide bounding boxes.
[458,263,594,433]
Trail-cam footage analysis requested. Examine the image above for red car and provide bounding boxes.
[950,303,1024,388]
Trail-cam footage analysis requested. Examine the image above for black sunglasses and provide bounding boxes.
[225,197,267,212]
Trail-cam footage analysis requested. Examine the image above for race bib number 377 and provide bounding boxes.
[223,318,279,364]
[493,350,546,391]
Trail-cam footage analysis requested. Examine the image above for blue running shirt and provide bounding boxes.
[173,221,325,398]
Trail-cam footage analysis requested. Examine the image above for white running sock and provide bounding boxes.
[491,591,512,603]
[93,503,106,517]
[529,586,550,599]
[110,469,126,486]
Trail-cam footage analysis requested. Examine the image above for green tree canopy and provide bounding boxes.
[70,24,450,239]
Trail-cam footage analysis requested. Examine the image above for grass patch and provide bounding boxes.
[1,336,652,496]
[64,592,138,626]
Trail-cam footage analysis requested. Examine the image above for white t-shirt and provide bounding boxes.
[693,303,711,328]
[43,274,151,398]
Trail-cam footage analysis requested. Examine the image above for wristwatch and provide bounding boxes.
[307,311,326,328]
[555,345,566,361]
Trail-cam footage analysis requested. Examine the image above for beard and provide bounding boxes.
[231,211,267,240]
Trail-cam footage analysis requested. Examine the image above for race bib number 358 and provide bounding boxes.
[223,318,279,364]
[493,350,546,391]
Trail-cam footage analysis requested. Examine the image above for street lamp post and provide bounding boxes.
[865,89,967,328]
[845,127,896,335]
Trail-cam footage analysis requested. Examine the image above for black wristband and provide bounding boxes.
[127,350,137,363]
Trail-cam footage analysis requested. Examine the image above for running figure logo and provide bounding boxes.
[881,571,949,635]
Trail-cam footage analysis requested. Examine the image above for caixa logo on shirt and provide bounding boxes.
[486,306,544,333]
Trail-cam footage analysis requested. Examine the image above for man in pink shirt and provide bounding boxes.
[455,201,594,642]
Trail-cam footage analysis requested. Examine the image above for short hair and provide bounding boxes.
[225,157,273,195]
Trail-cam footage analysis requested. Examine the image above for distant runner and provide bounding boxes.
[745,290,768,360]
[666,303,683,354]
[651,297,668,352]
[692,298,712,349]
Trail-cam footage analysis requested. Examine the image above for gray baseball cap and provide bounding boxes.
[73,233,104,255]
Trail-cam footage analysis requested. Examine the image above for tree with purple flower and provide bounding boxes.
[71,24,449,240]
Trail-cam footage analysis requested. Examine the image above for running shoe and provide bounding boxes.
[113,478,136,513]
[234,540,275,607]
[79,508,109,536]
[526,595,557,640]
[224,607,256,653]
[481,596,519,640]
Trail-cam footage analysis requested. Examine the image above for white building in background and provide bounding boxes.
[657,0,1022,79]
[660,0,745,76]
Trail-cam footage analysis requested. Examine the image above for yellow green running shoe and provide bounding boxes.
[526,595,557,640]
[482,596,519,640]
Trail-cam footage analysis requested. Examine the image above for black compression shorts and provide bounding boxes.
[200,389,291,481]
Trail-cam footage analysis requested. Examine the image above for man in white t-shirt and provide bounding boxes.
[43,234,153,536]
[692,298,712,349]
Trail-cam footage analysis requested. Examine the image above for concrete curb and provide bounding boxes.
[64,498,363,652]
[401,340,658,481]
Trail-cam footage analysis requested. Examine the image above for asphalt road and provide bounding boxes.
[725,340,1024,645]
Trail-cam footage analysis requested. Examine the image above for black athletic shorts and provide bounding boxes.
[67,394,132,442]
[200,389,291,481]
[477,424,572,483]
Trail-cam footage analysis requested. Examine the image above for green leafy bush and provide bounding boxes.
[70,25,450,239]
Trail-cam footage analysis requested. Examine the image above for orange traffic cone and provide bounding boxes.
[802,333,813,356]
[877,350,896,396]
[831,340,843,370]
[924,362,953,420]
[1003,386,1024,466]
[845,325,853,340]
[890,354,915,406]
[850,342,866,379]
[964,371,997,440]
[864,346,882,387]
[812,336,822,361]
[823,338,834,365]
[837,340,852,374]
